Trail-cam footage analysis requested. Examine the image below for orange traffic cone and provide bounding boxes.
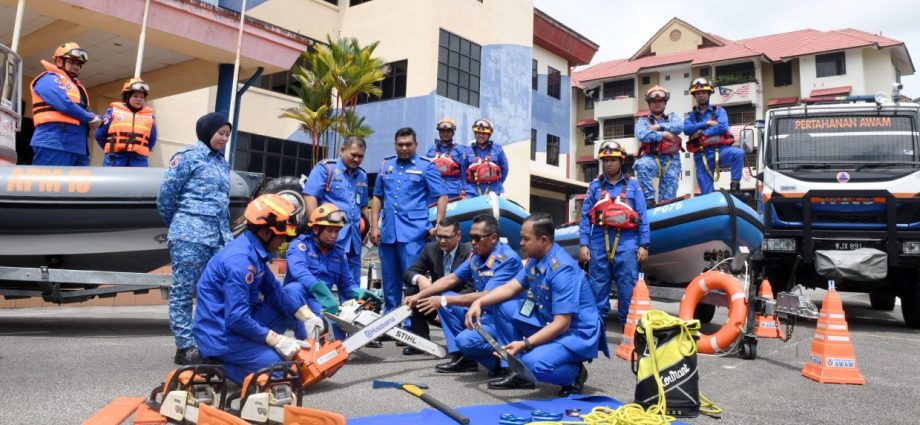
[615,273,652,360]
[801,281,864,385]
[753,279,785,339]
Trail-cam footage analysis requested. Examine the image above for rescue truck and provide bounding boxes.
[751,86,920,328]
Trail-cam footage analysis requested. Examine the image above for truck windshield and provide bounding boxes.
[767,113,920,171]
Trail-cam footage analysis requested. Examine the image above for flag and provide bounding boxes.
[735,83,751,98]
[719,86,734,101]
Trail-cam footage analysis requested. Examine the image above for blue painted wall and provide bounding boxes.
[531,74,572,154]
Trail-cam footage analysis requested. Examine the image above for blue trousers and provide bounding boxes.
[31,147,88,166]
[214,333,284,385]
[436,291,467,354]
[455,301,520,370]
[347,250,362,291]
[169,241,220,349]
[694,146,744,195]
[103,153,149,167]
[254,283,346,341]
[634,154,681,203]
[588,247,638,323]
[378,240,425,313]
[495,300,584,386]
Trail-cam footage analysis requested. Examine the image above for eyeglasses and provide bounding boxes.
[436,233,458,241]
[469,232,496,242]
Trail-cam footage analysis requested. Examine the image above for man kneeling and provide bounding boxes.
[466,213,608,396]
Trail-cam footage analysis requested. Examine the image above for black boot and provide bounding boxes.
[558,363,588,396]
[174,347,201,365]
[729,180,741,193]
[646,199,657,209]
[435,354,478,373]
[487,373,536,390]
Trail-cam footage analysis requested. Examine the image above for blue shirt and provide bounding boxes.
[514,244,604,360]
[683,104,730,141]
[157,141,232,247]
[94,105,159,152]
[426,140,469,201]
[29,72,96,155]
[465,140,509,195]
[373,154,446,244]
[303,158,368,254]
[453,242,523,293]
[635,112,684,148]
[579,175,650,250]
[193,231,298,357]
[284,233,358,302]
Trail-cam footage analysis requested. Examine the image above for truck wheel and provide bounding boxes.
[764,264,793,296]
[694,303,716,324]
[869,292,896,311]
[902,283,920,329]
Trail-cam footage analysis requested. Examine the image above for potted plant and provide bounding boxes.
[274,241,289,275]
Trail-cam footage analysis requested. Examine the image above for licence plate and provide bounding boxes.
[814,239,881,251]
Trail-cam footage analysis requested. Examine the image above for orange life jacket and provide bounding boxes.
[104,102,154,156]
[466,149,501,184]
[639,114,683,156]
[30,60,89,126]
[431,145,461,177]
[589,189,639,230]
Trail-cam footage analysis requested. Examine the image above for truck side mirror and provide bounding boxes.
[740,128,755,154]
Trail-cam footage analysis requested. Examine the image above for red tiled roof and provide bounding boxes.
[768,96,799,106]
[810,86,851,97]
[575,25,906,83]
[576,119,598,127]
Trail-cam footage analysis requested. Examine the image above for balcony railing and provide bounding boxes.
[594,96,638,118]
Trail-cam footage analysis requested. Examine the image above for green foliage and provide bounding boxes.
[276,241,289,259]
[281,35,389,165]
[714,74,759,87]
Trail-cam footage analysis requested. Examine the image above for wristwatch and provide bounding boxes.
[523,336,534,352]
[440,295,448,308]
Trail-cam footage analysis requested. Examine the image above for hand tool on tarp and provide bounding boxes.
[474,323,538,384]
[372,380,470,425]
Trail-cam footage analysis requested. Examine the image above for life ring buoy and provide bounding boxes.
[678,270,747,354]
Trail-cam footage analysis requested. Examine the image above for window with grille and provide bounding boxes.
[233,132,325,178]
[546,134,560,166]
[816,52,846,78]
[258,56,309,97]
[437,29,481,107]
[722,104,757,125]
[581,162,598,182]
[602,79,634,99]
[530,129,537,161]
[547,66,561,99]
[603,117,635,139]
[773,61,793,87]
[356,60,407,104]
[715,62,755,84]
[532,59,538,91]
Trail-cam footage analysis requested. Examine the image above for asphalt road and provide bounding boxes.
[0,291,918,425]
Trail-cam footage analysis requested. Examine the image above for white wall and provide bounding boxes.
[533,44,568,77]
[798,48,866,97]
[863,48,898,95]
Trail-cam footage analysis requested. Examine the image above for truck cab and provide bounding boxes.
[755,93,920,328]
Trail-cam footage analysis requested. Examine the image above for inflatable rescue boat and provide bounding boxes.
[428,192,530,248]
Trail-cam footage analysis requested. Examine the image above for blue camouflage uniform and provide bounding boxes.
[303,158,368,284]
[157,140,232,350]
[193,231,300,384]
[255,233,359,340]
[374,154,447,314]
[579,175,650,322]
[499,244,606,386]
[446,242,523,368]
[94,105,158,167]
[29,72,95,166]
[465,140,509,196]
[426,140,469,202]
[683,105,744,194]
[634,112,683,203]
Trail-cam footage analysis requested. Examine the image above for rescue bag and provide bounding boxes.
[589,190,639,230]
[631,310,702,418]
[686,106,733,153]
[432,152,461,177]
[466,156,501,184]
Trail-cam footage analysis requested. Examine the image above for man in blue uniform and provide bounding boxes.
[303,135,369,284]
[257,203,379,340]
[465,119,509,196]
[193,194,319,385]
[634,86,683,206]
[579,140,649,323]
[157,112,233,365]
[29,42,102,166]
[404,214,522,375]
[370,127,448,318]
[427,117,468,202]
[467,213,606,396]
[683,78,745,195]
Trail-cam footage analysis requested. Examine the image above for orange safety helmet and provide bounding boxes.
[244,194,302,237]
[53,42,88,63]
[689,77,715,94]
[645,85,670,101]
[472,119,493,135]
[309,203,346,228]
[122,78,150,96]
[436,117,457,131]
[597,140,627,160]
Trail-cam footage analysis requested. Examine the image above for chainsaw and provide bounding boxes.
[325,299,448,358]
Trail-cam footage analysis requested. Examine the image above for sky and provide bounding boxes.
[534,0,920,98]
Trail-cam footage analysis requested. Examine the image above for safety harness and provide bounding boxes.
[467,143,502,195]
[431,142,461,177]
[639,114,683,179]
[688,105,734,182]
[588,182,639,262]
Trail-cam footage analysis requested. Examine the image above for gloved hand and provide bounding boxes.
[296,306,324,339]
[308,281,339,315]
[350,288,382,303]
[265,330,299,360]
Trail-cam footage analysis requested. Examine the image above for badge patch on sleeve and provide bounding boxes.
[169,154,182,169]
[298,242,307,252]
[245,264,257,284]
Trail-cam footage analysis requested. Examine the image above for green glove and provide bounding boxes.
[351,288,382,303]
[308,281,339,315]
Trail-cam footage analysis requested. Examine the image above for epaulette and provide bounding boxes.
[549,257,561,271]
[486,255,495,268]
[322,159,336,164]
[417,156,431,162]
[383,155,396,160]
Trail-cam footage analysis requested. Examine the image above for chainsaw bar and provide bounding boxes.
[326,306,448,358]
